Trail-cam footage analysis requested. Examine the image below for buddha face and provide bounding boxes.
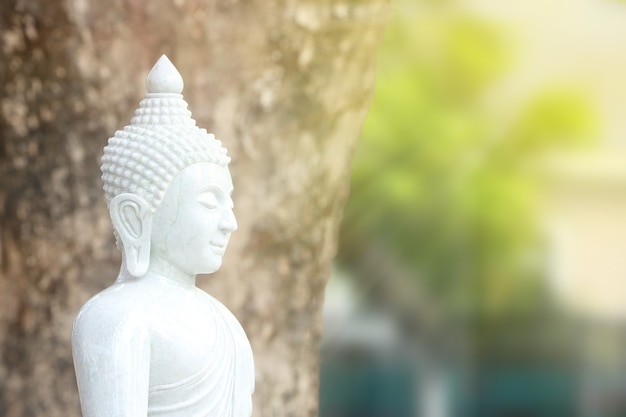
[150,162,237,276]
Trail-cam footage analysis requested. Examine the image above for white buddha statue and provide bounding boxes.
[72,55,254,417]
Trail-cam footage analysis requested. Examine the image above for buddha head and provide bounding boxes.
[101,55,237,278]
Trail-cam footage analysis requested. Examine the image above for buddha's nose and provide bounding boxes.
[219,209,238,233]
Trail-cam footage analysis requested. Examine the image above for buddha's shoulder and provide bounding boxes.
[194,289,247,329]
[73,282,156,336]
[194,287,230,312]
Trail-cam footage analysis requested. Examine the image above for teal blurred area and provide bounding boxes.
[320,361,417,417]
[321,0,626,415]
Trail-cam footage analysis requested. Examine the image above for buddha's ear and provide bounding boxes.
[110,193,153,277]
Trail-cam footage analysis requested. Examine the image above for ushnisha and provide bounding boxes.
[72,55,254,417]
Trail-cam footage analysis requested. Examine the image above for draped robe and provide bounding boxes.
[73,278,255,417]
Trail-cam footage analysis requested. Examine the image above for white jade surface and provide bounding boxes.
[72,55,254,417]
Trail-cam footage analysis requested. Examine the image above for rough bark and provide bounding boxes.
[0,1,389,416]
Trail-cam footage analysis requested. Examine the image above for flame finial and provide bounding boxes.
[145,54,184,94]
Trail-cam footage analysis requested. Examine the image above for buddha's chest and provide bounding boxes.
[146,294,253,392]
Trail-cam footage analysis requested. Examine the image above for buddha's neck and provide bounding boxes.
[117,256,197,288]
[148,255,197,287]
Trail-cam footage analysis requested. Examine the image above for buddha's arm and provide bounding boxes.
[72,307,151,417]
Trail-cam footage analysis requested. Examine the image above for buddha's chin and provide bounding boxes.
[197,255,223,275]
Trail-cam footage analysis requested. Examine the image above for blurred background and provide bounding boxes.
[320,0,626,416]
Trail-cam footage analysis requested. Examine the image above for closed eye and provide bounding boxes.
[198,193,218,209]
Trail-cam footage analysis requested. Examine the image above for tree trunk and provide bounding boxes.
[0,1,389,416]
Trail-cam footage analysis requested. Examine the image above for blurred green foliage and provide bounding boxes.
[338,1,597,318]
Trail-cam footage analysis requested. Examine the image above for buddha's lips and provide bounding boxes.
[210,242,227,253]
